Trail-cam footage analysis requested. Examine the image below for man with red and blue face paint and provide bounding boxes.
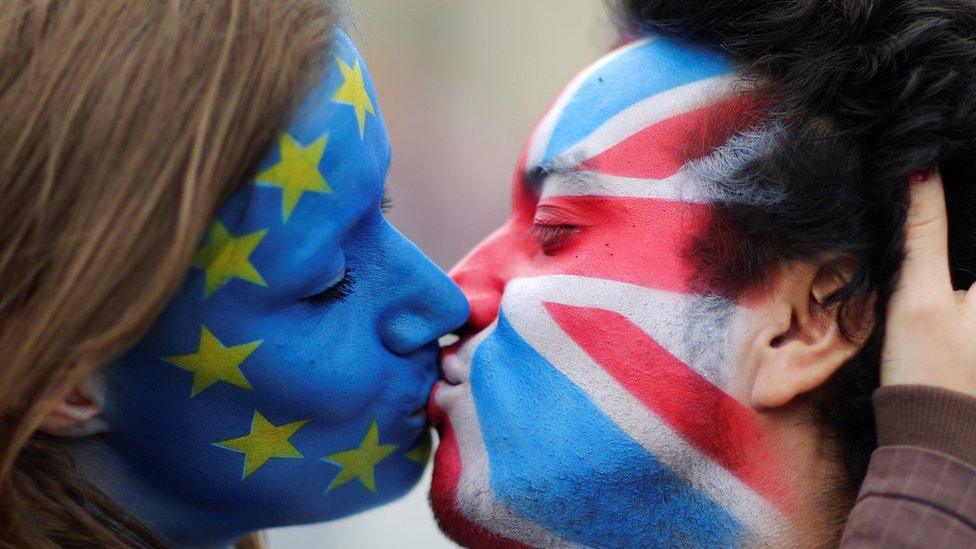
[428,35,865,548]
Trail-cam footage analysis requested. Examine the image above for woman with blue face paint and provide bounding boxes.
[0,2,467,547]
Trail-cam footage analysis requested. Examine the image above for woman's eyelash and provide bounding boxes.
[303,270,356,306]
[530,223,579,250]
[381,191,393,214]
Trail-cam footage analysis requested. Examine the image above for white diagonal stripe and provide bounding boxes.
[503,275,735,389]
[526,38,654,170]
[498,275,788,544]
[539,168,709,202]
[557,75,740,165]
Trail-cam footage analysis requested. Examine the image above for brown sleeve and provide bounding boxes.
[839,386,976,548]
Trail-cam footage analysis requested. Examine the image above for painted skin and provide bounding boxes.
[429,39,791,548]
[94,30,468,545]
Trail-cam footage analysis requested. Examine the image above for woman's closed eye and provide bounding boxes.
[530,223,580,254]
[303,269,356,306]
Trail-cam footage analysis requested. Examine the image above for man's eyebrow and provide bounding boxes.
[525,161,577,188]
[524,165,548,188]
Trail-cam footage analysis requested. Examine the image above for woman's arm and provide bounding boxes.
[840,171,976,547]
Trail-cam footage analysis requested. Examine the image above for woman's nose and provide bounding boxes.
[378,228,469,356]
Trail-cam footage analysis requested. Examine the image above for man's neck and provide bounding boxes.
[761,409,851,548]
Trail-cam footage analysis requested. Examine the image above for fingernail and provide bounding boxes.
[909,169,933,184]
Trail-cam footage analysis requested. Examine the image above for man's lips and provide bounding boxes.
[438,327,489,386]
[430,328,492,424]
[429,333,480,425]
[439,343,466,386]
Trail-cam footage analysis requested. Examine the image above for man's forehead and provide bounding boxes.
[525,37,736,176]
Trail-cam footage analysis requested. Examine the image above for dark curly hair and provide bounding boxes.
[615,0,976,504]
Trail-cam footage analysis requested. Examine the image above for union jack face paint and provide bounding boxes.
[429,38,793,548]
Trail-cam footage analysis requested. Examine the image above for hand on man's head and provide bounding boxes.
[882,170,976,396]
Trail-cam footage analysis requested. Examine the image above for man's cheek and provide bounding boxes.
[544,303,791,510]
[468,312,744,547]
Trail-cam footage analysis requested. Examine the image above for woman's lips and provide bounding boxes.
[427,384,445,427]
[407,403,428,422]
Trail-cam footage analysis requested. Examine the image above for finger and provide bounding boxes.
[900,169,952,294]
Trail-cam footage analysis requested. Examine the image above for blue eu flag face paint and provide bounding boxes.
[101,30,469,544]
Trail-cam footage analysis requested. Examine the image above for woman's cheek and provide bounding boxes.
[252,311,390,424]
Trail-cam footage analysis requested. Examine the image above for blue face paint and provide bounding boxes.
[100,30,468,545]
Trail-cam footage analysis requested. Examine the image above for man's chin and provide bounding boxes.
[428,409,526,549]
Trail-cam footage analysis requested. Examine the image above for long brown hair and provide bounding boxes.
[0,1,334,545]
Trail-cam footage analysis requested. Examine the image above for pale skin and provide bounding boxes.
[742,171,976,545]
[883,170,976,396]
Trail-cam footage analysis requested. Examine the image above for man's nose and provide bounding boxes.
[449,232,513,332]
[378,227,469,356]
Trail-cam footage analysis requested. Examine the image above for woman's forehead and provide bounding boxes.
[216,28,391,263]
[523,37,736,178]
[182,27,394,307]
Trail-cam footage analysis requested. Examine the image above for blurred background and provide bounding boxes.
[270,0,613,546]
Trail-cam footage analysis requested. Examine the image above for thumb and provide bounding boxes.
[899,169,951,295]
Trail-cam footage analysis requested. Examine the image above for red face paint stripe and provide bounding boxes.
[544,302,793,513]
[576,96,759,180]
[528,196,711,294]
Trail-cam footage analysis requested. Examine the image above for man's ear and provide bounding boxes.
[38,372,109,437]
[748,256,866,410]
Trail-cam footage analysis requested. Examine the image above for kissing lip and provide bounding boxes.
[438,327,491,387]
[407,407,428,426]
[403,385,433,425]
[439,344,465,386]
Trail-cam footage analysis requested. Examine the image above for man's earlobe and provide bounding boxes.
[749,257,865,409]
[38,373,108,437]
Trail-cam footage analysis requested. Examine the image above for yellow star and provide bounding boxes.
[192,221,267,298]
[324,421,397,493]
[255,132,331,222]
[405,431,432,464]
[216,411,310,478]
[331,55,375,138]
[163,325,260,397]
